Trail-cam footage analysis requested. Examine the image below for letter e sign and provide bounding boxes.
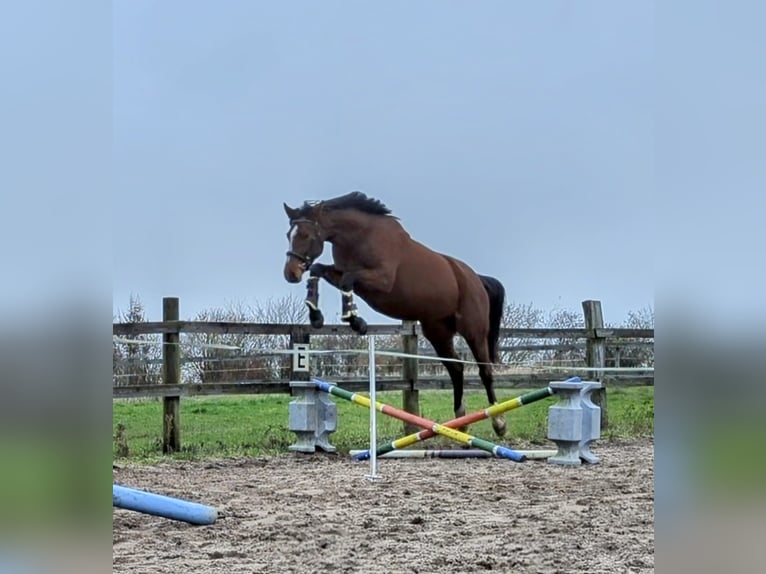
[292,344,309,372]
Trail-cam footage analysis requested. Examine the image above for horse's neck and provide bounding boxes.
[323,212,402,248]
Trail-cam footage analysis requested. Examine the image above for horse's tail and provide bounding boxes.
[478,274,506,364]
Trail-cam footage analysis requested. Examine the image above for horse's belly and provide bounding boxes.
[357,278,458,321]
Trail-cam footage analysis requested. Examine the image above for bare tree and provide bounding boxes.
[499,301,546,365]
[112,294,162,386]
[541,307,585,366]
[186,294,310,383]
[251,294,308,324]
[247,294,310,380]
[185,300,270,383]
[607,305,655,368]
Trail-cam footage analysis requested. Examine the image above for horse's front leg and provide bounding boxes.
[304,276,324,328]
[308,266,391,335]
[304,263,342,329]
[339,273,368,335]
[337,268,395,335]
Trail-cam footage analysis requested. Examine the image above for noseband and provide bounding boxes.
[286,249,317,269]
[286,218,322,269]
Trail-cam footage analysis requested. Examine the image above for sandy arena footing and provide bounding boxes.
[113,438,654,574]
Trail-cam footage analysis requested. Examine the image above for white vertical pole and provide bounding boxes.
[366,335,380,481]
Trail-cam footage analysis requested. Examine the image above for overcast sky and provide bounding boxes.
[113,1,654,325]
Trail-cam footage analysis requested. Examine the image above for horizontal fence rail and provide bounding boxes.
[112,374,653,400]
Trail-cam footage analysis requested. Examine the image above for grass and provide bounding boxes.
[112,386,653,463]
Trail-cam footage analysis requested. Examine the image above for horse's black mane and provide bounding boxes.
[301,191,393,217]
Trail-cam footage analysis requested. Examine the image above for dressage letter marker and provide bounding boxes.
[292,344,310,372]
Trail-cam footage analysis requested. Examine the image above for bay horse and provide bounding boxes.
[282,191,507,437]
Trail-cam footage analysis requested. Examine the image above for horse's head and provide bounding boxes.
[283,202,325,283]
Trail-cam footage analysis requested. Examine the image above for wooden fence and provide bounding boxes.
[113,298,653,453]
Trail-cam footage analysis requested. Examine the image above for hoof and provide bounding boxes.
[349,315,368,335]
[492,415,507,438]
[309,309,324,329]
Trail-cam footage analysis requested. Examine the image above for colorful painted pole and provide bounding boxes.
[312,378,527,462]
[113,484,218,525]
[352,385,559,461]
[349,449,558,460]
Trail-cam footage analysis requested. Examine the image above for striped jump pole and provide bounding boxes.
[352,384,564,462]
[313,378,527,462]
[350,449,558,460]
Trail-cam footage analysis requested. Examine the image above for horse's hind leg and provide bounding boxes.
[420,320,468,431]
[464,335,507,438]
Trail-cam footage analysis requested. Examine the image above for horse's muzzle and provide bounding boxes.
[284,256,306,283]
[284,250,313,283]
[284,265,304,283]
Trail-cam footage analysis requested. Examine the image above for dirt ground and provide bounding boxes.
[113,439,654,574]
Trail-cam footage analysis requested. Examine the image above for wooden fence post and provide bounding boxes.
[289,326,311,384]
[401,320,420,435]
[162,297,181,453]
[582,299,608,430]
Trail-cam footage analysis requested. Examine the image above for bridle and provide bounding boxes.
[285,218,323,269]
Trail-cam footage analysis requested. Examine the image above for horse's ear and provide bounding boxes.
[283,202,299,219]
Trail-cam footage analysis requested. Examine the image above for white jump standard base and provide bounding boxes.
[288,380,338,453]
[547,380,602,466]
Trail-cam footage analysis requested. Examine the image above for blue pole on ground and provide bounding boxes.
[113,484,218,525]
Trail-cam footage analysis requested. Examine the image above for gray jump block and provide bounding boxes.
[547,380,602,466]
[288,380,337,453]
